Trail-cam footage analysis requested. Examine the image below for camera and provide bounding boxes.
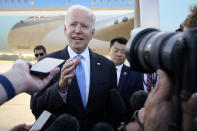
[125,27,197,92]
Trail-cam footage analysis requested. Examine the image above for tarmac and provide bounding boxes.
[0,61,35,131]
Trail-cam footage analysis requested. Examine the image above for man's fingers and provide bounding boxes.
[63,73,75,80]
[74,58,80,68]
[61,64,75,77]
[61,58,80,74]
[58,58,79,89]
[61,59,74,71]
[50,67,60,76]
[156,69,172,101]
[41,67,60,86]
[147,69,172,105]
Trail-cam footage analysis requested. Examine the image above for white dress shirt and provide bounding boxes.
[59,46,90,105]
[116,64,123,86]
[68,46,90,104]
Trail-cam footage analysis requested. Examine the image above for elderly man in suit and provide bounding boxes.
[31,5,118,131]
[109,37,144,122]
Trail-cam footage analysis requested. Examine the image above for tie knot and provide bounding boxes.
[74,54,83,60]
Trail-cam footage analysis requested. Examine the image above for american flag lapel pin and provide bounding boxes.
[97,62,101,66]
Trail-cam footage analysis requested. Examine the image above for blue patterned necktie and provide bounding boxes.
[75,55,86,108]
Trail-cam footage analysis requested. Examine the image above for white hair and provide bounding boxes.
[64,5,96,29]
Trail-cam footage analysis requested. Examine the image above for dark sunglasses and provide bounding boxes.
[35,53,44,57]
[131,110,144,130]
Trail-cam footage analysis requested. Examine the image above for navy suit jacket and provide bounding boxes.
[117,65,143,120]
[32,46,118,131]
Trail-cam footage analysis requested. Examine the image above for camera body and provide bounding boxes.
[126,27,197,92]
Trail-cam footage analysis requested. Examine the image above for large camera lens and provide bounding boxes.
[126,28,184,74]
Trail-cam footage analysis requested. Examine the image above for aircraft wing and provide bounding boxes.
[4,11,134,56]
[94,12,134,42]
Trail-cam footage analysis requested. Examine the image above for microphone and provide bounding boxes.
[30,110,55,131]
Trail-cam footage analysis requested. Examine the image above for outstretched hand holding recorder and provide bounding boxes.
[30,58,65,77]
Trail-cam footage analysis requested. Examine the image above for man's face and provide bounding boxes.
[109,41,126,66]
[34,49,45,60]
[64,9,94,54]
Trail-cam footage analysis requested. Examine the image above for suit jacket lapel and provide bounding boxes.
[53,47,70,80]
[118,65,128,92]
[86,50,101,109]
[68,76,85,111]
[59,46,70,60]
[63,46,85,111]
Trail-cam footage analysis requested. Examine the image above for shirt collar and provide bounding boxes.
[116,64,123,72]
[67,45,90,60]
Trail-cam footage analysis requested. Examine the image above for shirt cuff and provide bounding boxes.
[58,91,67,103]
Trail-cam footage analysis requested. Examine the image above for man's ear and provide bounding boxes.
[90,28,95,40]
[109,48,111,54]
[64,25,66,34]
[92,28,95,36]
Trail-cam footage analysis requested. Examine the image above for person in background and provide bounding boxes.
[182,4,197,32]
[32,5,117,131]
[47,113,80,131]
[34,45,47,60]
[144,69,197,131]
[30,45,47,109]
[121,90,147,131]
[109,37,143,122]
[182,6,197,130]
[117,90,147,131]
[126,107,145,131]
[117,107,145,131]
[129,90,148,116]
[144,4,197,131]
[92,122,114,131]
[182,4,197,98]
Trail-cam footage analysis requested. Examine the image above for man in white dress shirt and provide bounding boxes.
[109,37,143,122]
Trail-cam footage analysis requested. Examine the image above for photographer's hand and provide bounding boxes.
[10,123,31,131]
[144,69,173,131]
[4,60,60,94]
[144,69,197,131]
[0,59,60,105]
[182,90,197,131]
